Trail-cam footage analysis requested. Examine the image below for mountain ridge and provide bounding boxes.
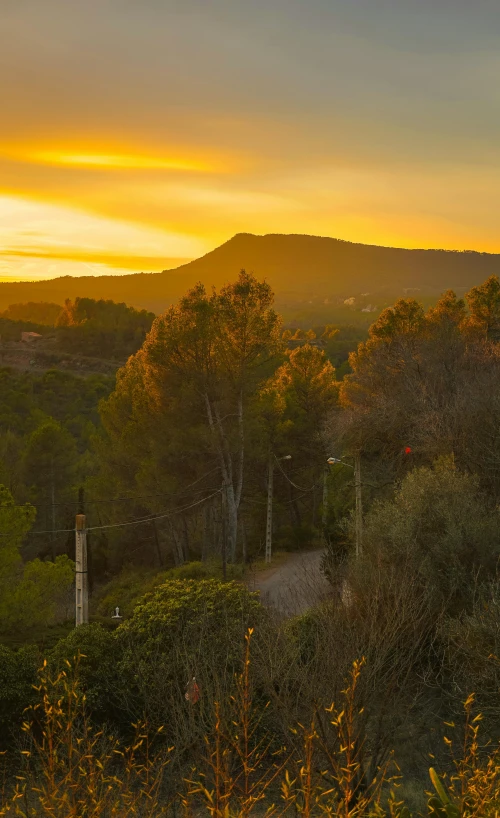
[1,232,499,315]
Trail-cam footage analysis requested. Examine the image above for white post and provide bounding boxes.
[265,453,274,564]
[75,513,88,626]
[354,452,363,557]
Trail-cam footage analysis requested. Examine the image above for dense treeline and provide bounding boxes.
[0,301,63,325]
[90,272,338,572]
[3,271,500,813]
[0,297,155,360]
[0,368,113,580]
[56,296,155,358]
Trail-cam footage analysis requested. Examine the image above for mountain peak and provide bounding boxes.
[0,233,499,315]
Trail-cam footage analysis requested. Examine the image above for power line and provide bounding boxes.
[0,489,222,537]
[273,455,319,493]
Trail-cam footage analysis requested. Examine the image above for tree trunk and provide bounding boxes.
[226,482,238,563]
[169,520,185,565]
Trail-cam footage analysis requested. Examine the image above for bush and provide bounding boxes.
[359,458,500,613]
[93,562,247,620]
[49,623,122,722]
[0,644,39,742]
[441,580,500,732]
[93,568,169,619]
[116,579,265,741]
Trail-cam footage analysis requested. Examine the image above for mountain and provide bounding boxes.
[1,233,499,317]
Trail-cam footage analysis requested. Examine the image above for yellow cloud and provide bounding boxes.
[0,145,244,174]
[30,151,215,173]
[1,248,191,272]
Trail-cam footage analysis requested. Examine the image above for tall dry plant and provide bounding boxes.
[0,657,170,818]
[182,628,288,818]
[281,659,407,818]
[427,693,500,818]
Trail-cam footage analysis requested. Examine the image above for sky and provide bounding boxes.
[1,0,500,280]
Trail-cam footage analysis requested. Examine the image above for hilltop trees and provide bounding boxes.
[0,302,62,325]
[56,297,155,359]
[99,272,284,563]
[334,280,500,495]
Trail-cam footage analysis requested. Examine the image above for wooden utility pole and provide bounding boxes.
[354,451,363,557]
[75,513,88,626]
[265,453,274,564]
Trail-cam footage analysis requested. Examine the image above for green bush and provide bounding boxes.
[49,623,123,722]
[116,579,265,733]
[93,562,247,620]
[359,458,500,613]
[0,644,39,742]
[93,567,169,619]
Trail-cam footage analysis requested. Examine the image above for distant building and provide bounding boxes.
[21,332,43,343]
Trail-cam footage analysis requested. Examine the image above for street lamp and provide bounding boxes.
[265,454,291,564]
[326,453,363,557]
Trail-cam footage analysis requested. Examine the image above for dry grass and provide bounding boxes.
[1,633,500,817]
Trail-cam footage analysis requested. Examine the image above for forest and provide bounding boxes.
[1,271,500,816]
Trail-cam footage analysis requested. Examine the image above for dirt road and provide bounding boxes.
[248,550,330,617]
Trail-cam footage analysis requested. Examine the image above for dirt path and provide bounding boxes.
[248,550,330,617]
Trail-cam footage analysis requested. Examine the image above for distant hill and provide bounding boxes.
[1,233,499,318]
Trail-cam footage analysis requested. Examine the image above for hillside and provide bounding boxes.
[1,233,500,317]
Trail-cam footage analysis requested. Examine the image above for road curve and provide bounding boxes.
[248,550,330,617]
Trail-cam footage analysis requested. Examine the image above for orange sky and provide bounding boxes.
[1,0,500,280]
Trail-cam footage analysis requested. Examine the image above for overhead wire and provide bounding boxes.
[0,489,222,537]
[6,466,222,509]
[273,455,319,493]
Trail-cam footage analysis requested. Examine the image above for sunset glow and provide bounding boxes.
[1,0,500,280]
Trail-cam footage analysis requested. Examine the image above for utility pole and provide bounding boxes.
[265,452,274,564]
[354,451,363,558]
[75,513,88,626]
[327,453,363,557]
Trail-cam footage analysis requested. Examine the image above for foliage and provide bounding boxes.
[440,581,500,725]
[116,579,264,731]
[0,367,112,447]
[0,317,48,342]
[0,660,168,817]
[93,562,248,619]
[0,644,39,739]
[0,302,62,326]
[56,296,155,359]
[49,623,122,718]
[335,281,500,495]
[0,486,36,622]
[97,270,284,566]
[0,485,74,632]
[4,642,500,817]
[359,459,499,611]
[23,418,78,500]
[11,555,74,628]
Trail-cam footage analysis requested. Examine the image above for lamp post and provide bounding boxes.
[327,452,363,557]
[265,453,291,564]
